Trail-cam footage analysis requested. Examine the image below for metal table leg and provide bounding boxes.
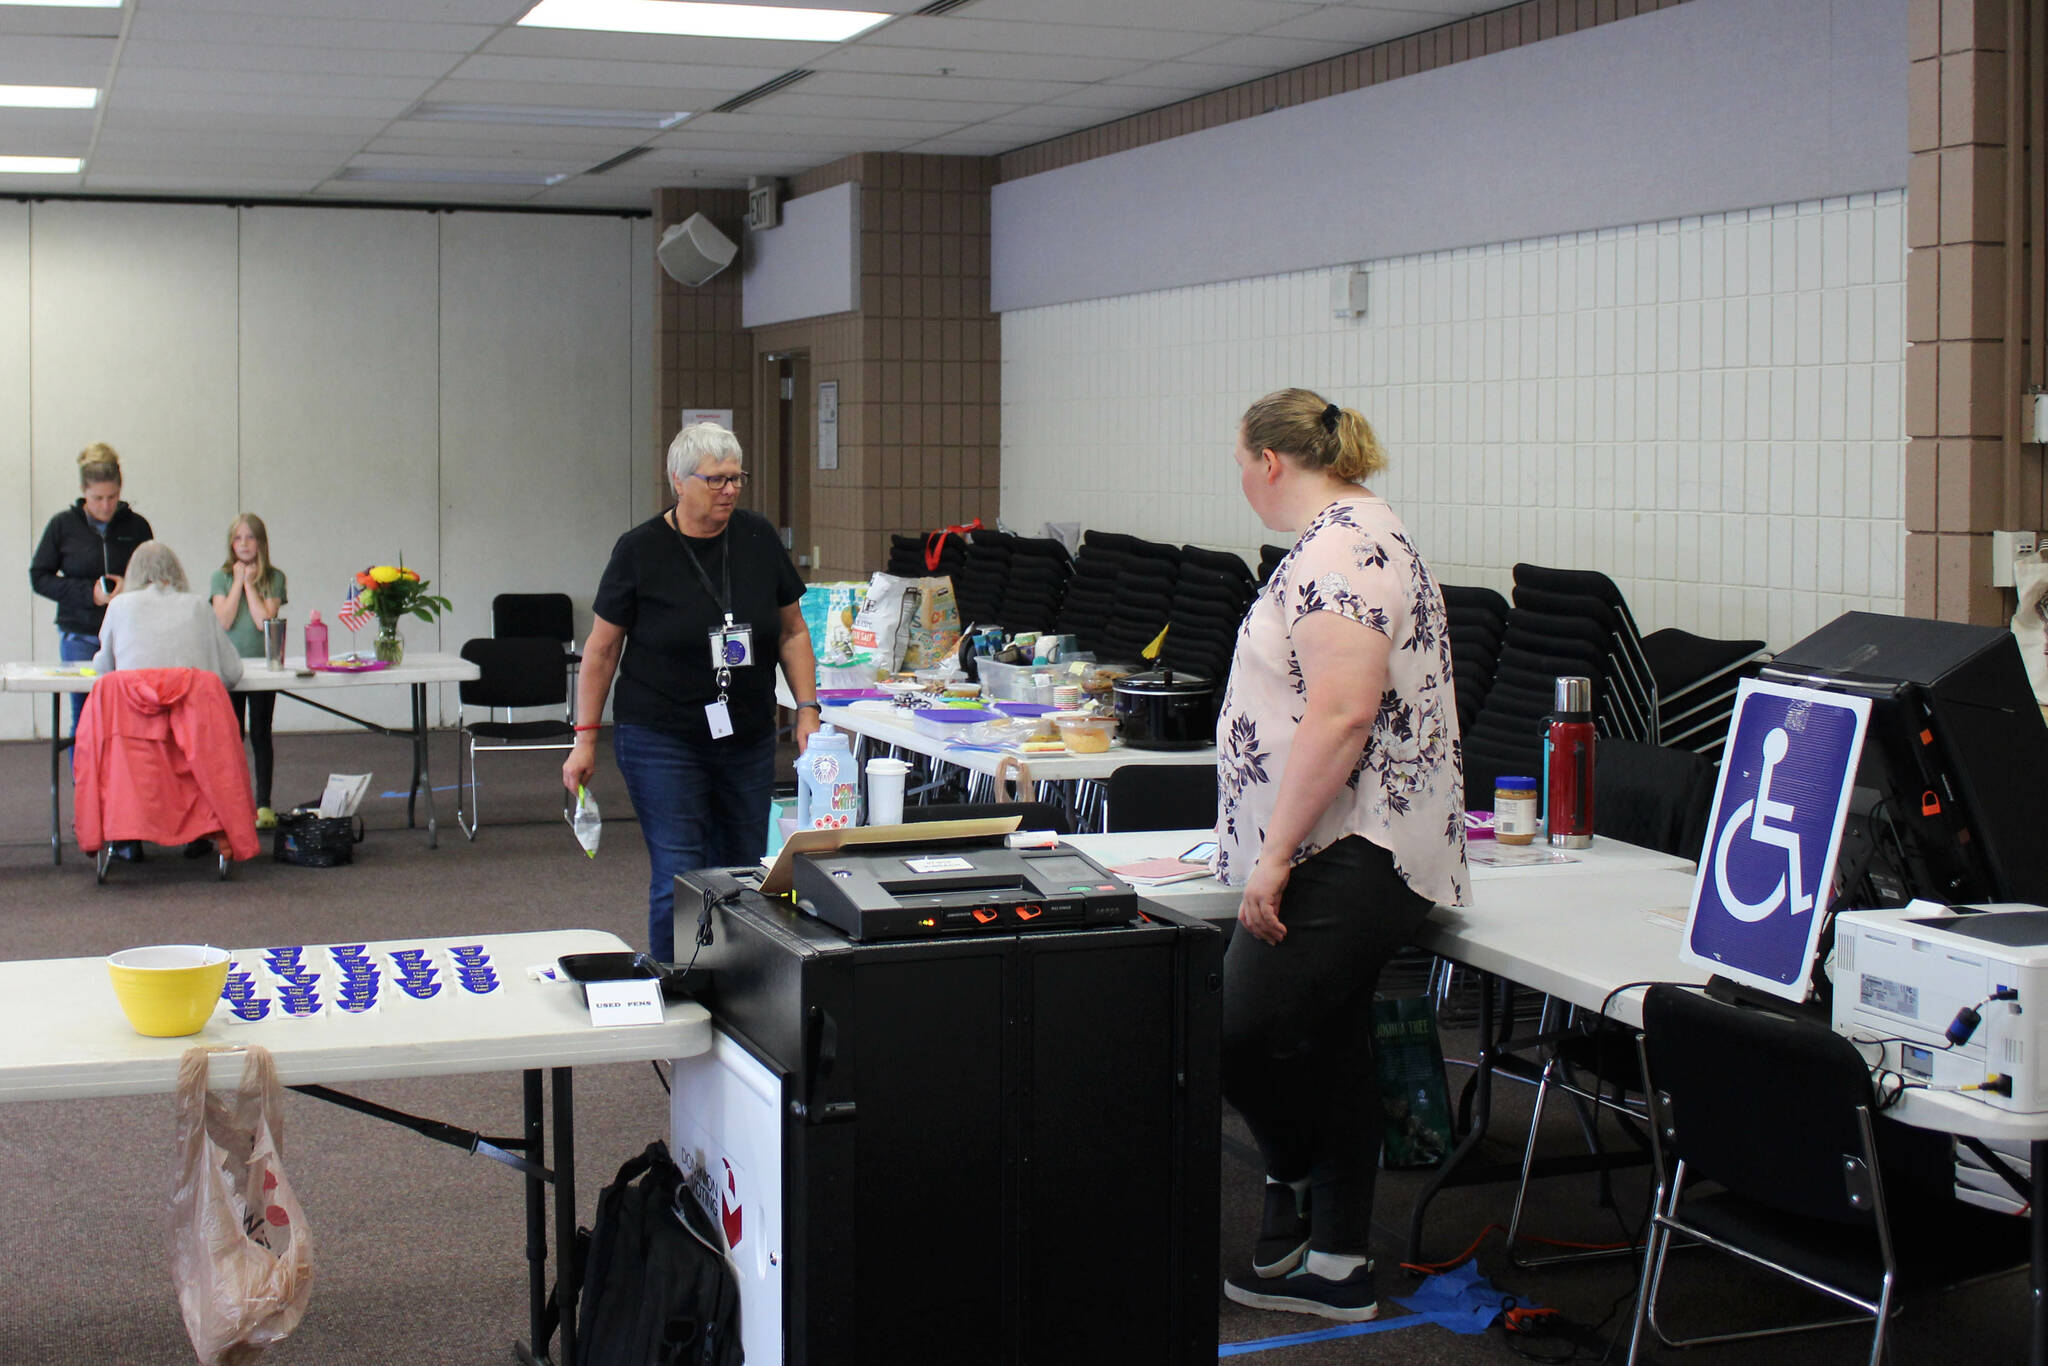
[553,1067,580,1366]
[49,694,63,865]
[2033,1138,2045,1366]
[525,1070,549,1363]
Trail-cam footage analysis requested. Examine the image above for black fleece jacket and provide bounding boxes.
[29,499,154,636]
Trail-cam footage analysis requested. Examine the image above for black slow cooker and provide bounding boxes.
[1112,667,1217,750]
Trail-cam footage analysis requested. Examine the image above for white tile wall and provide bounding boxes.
[1000,192,1907,651]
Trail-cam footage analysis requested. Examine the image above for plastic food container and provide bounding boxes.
[912,706,995,738]
[975,659,1034,702]
[1052,712,1117,754]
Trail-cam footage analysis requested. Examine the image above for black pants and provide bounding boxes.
[1221,835,1433,1256]
[232,690,276,809]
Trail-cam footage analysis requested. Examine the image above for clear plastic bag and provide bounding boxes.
[168,1045,314,1366]
[572,784,602,858]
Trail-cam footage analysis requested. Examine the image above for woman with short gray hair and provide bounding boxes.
[91,541,243,687]
[565,422,821,962]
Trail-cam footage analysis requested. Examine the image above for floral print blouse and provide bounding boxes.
[1214,495,1469,908]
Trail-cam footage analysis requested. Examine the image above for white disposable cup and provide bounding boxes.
[866,757,911,826]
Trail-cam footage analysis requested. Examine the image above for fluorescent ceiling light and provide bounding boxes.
[410,101,688,130]
[0,156,84,174]
[519,0,890,42]
[336,166,570,186]
[4,0,121,7]
[0,85,99,109]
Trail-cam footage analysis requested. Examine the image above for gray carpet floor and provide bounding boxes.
[0,728,2031,1364]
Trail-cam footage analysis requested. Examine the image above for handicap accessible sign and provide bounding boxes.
[1681,678,1870,1003]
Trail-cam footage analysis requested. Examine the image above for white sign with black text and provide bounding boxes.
[585,979,664,1028]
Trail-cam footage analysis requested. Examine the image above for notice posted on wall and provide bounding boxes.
[817,380,838,470]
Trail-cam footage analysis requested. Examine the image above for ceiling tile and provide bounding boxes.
[647,123,888,154]
[1177,32,1373,68]
[111,67,441,102]
[1341,0,1486,14]
[1255,6,1463,44]
[682,109,957,139]
[480,28,839,69]
[124,11,499,53]
[93,110,394,137]
[84,172,328,193]
[445,53,780,89]
[138,0,528,22]
[106,89,419,119]
[349,150,598,173]
[751,91,1028,124]
[308,178,547,202]
[943,0,1320,32]
[116,38,468,79]
[805,44,1144,84]
[371,119,648,148]
[0,8,123,39]
[858,16,1218,62]
[898,133,1021,155]
[798,70,1088,104]
[418,77,726,111]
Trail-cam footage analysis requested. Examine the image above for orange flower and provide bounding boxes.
[354,571,374,589]
[400,568,420,582]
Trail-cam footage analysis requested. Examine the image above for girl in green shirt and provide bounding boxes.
[211,514,287,827]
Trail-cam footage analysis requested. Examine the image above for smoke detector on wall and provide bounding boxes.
[746,176,784,231]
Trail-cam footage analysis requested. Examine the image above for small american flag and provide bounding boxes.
[338,582,370,632]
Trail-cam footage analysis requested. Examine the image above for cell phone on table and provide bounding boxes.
[1178,840,1219,864]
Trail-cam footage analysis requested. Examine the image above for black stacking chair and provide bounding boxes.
[1627,985,2029,1363]
[1504,739,1721,1267]
[493,592,579,722]
[904,801,1072,836]
[455,637,578,839]
[1441,584,1510,733]
[1103,764,1218,834]
[1256,543,1289,587]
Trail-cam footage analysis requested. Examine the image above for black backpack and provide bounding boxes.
[577,1140,743,1366]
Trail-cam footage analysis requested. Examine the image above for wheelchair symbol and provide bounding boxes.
[1711,727,1813,923]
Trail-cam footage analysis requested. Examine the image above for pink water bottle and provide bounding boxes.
[305,610,329,669]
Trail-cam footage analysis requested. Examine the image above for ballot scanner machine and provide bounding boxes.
[665,847,1223,1366]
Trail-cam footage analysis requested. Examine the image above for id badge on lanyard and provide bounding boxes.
[704,614,750,737]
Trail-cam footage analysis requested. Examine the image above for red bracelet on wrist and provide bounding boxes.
[573,723,602,732]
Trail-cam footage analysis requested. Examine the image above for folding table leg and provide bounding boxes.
[49,694,63,865]
[553,1067,579,1366]
[524,1070,548,1363]
[2033,1138,2046,1366]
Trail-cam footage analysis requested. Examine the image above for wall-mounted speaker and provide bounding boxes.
[657,212,738,287]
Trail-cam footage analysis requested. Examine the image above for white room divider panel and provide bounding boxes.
[0,204,29,738]
[1002,193,1907,652]
[29,201,241,662]
[238,205,442,734]
[436,213,638,682]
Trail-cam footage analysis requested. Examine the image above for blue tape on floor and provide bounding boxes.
[378,784,460,798]
[1218,1264,1521,1357]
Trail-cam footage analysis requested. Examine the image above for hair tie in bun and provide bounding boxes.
[1320,403,1340,434]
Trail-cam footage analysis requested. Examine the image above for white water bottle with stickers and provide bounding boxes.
[794,726,862,830]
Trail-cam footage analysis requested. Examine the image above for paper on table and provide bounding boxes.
[1468,845,1583,870]
[318,773,371,818]
[1107,858,1214,886]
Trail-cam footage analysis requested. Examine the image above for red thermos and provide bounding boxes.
[1546,676,1596,848]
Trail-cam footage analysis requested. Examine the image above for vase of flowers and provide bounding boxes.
[355,563,451,666]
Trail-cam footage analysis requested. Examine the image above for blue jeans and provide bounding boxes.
[59,632,98,732]
[613,724,777,963]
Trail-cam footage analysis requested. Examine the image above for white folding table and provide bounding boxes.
[822,700,1216,830]
[0,927,710,1366]
[4,652,481,863]
[1072,828,2048,1360]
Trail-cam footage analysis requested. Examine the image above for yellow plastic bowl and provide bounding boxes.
[106,945,231,1037]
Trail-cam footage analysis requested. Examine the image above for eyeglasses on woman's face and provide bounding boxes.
[691,471,748,491]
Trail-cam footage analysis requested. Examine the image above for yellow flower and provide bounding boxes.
[369,565,401,584]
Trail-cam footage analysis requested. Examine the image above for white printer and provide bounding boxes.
[1831,901,2048,1114]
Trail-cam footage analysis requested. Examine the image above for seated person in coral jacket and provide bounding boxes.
[91,541,244,686]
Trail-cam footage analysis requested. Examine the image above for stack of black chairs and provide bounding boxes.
[1440,585,1509,735]
[1160,545,1257,687]
[885,533,949,580]
[1256,543,1289,588]
[950,531,1009,628]
[1056,531,1181,661]
[1509,565,1659,743]
[992,533,1072,634]
[1643,627,1770,757]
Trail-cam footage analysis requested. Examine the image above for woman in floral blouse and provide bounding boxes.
[1215,387,1468,1324]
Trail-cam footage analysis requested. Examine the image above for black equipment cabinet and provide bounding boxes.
[678,868,1223,1366]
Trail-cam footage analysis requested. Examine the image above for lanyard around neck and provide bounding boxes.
[670,512,731,620]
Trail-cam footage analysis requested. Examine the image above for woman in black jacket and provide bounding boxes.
[29,443,153,731]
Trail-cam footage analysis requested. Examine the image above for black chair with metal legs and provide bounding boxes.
[1103,763,1218,834]
[455,637,578,840]
[1626,984,2029,1365]
[492,592,579,722]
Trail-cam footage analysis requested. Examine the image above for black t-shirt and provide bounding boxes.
[594,508,806,744]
